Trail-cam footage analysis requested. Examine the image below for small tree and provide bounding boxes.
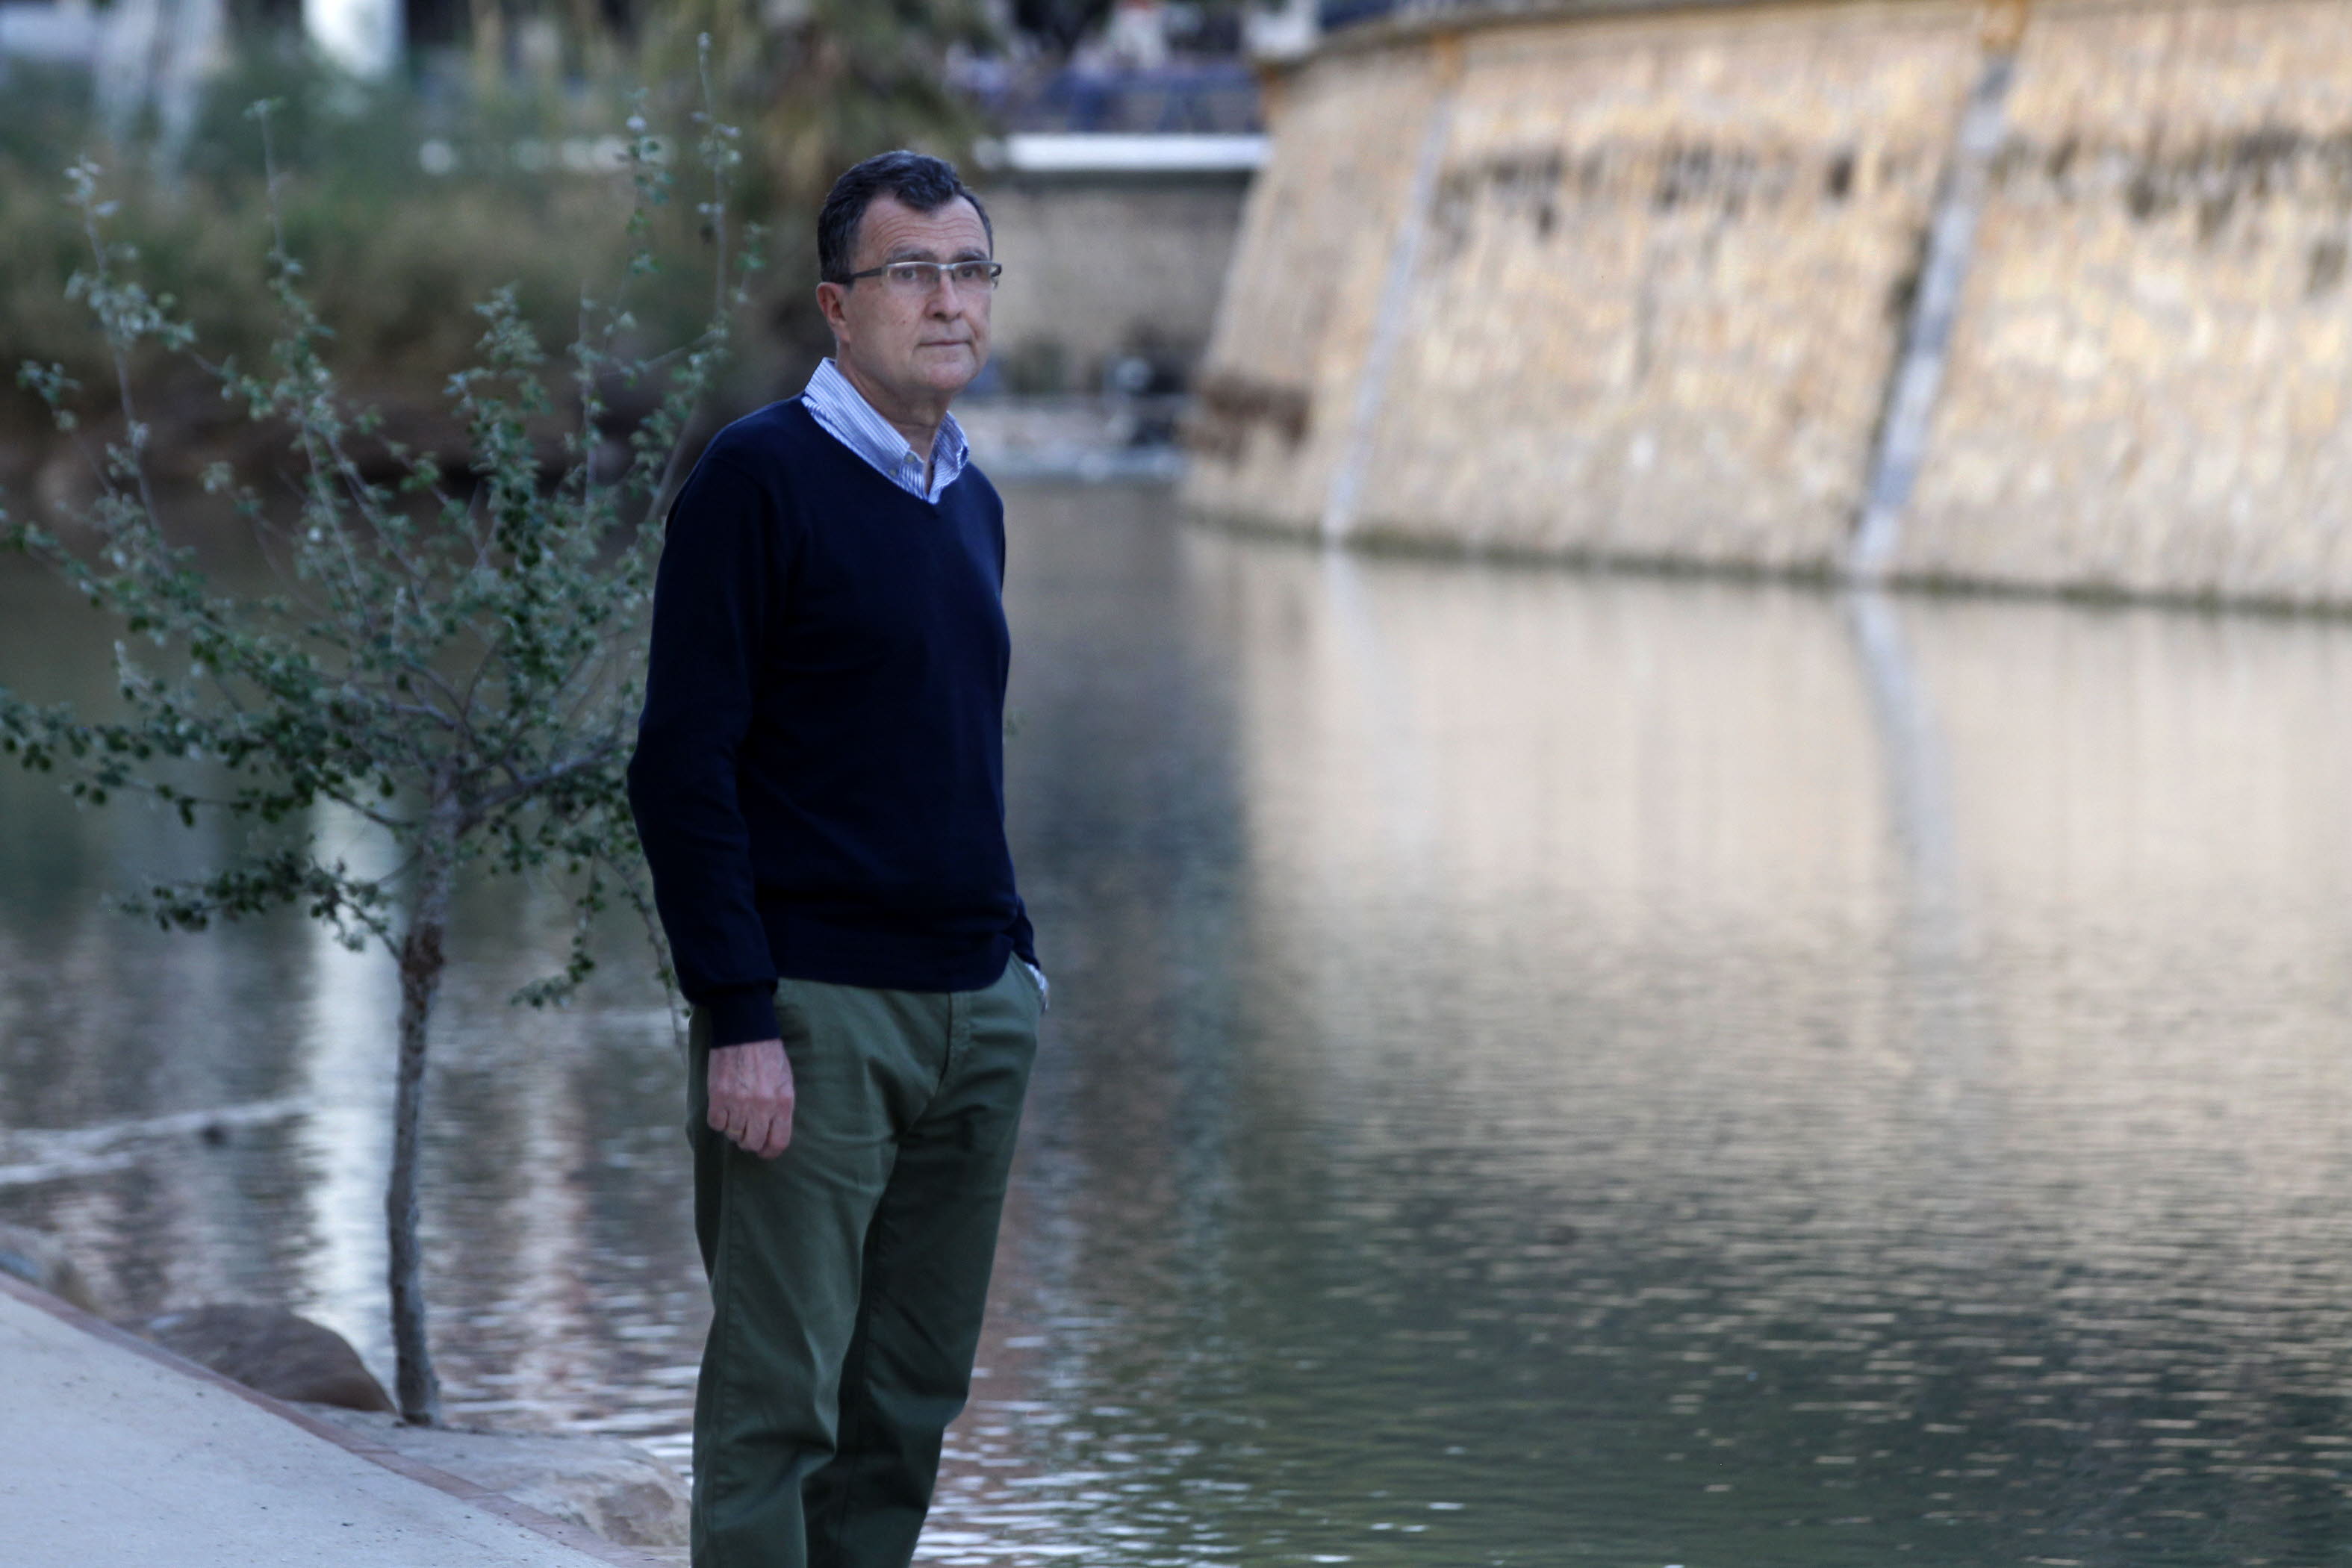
[0,57,758,1426]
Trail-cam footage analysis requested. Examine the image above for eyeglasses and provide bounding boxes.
[837,260,1004,295]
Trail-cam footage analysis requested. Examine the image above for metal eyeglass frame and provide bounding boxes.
[836,260,1005,293]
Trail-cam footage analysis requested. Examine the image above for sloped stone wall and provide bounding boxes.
[1190,0,2352,606]
[1906,0,2352,600]
[982,175,1251,393]
[1185,43,1446,528]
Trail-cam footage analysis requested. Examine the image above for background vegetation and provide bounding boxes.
[0,1,1007,1417]
[0,1,998,489]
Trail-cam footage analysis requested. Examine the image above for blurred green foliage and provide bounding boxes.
[0,68,760,1425]
[1,57,660,428]
[636,0,995,332]
[0,7,995,450]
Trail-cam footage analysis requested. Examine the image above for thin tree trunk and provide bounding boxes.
[565,0,607,76]
[469,0,505,91]
[388,809,459,1426]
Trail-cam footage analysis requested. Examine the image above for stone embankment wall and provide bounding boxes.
[1186,0,2352,606]
[982,172,1251,393]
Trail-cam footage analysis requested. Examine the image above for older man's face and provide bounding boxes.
[818,193,993,412]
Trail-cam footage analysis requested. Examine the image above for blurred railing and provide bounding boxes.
[953,56,1263,136]
[0,1,99,64]
[1314,0,1533,30]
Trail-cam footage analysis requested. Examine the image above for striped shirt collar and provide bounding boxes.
[800,357,970,503]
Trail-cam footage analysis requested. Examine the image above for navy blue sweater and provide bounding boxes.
[626,398,1036,1047]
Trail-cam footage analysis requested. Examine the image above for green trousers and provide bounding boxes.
[686,958,1042,1568]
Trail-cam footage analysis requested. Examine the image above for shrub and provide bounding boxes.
[0,54,759,1426]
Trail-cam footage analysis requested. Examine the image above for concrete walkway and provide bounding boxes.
[0,1270,665,1568]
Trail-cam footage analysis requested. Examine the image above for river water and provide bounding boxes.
[4,481,2352,1566]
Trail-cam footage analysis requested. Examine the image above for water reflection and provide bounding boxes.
[4,488,2352,1564]
[296,800,400,1371]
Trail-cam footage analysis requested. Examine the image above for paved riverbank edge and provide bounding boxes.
[0,1268,668,1568]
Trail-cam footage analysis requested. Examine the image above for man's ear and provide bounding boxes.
[816,280,850,340]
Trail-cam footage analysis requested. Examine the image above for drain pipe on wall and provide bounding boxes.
[1321,35,1462,544]
[1848,1,2028,582]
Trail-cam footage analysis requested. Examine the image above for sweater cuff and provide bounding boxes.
[700,986,780,1049]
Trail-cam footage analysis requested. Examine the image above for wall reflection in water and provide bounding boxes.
[4,491,2352,1565]
[974,491,2352,1567]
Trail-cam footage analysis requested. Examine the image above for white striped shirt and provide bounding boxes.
[800,358,971,503]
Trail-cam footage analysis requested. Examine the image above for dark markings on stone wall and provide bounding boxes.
[1994,125,2352,239]
[1187,373,1313,462]
[2309,235,2347,296]
[1425,140,1926,267]
[1652,143,1797,215]
[1886,231,1926,325]
[1193,4,2352,603]
[1431,152,1567,262]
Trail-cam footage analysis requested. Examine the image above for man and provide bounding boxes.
[626,150,1045,1568]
